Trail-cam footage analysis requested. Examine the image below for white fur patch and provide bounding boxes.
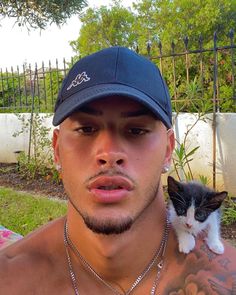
[168,202,224,254]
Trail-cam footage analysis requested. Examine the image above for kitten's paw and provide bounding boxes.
[178,235,195,254]
[207,239,224,254]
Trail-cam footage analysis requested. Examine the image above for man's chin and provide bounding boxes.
[83,216,133,235]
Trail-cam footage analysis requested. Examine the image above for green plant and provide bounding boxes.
[172,143,200,181]
[198,175,210,186]
[13,113,60,182]
[222,196,236,225]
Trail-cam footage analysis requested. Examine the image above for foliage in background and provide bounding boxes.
[172,143,199,181]
[0,187,66,235]
[70,1,137,58]
[0,0,87,29]
[0,71,24,109]
[133,0,236,53]
[13,113,60,182]
[73,0,236,54]
[222,196,236,225]
[0,65,64,113]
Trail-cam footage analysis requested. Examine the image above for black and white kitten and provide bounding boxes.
[167,176,227,254]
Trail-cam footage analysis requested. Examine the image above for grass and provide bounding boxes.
[0,186,67,236]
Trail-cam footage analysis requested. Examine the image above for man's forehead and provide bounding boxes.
[78,106,155,119]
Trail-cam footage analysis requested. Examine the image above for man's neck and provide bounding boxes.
[66,195,167,283]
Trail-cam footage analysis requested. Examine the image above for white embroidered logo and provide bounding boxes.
[67,72,90,90]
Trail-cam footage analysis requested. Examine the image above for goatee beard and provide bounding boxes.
[83,216,133,235]
[68,196,133,235]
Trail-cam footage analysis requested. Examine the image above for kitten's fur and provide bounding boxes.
[167,176,227,254]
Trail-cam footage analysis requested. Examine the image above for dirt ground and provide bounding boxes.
[0,163,67,200]
[0,163,236,246]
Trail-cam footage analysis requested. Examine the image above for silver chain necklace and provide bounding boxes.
[64,217,170,295]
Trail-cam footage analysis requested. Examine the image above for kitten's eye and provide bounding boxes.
[195,210,207,221]
[176,207,186,216]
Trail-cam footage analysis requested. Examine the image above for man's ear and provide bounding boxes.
[164,128,175,168]
[52,128,60,165]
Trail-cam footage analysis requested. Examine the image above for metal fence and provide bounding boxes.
[149,30,236,113]
[0,57,77,113]
[0,31,235,114]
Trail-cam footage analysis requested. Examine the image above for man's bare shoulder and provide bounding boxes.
[0,217,66,294]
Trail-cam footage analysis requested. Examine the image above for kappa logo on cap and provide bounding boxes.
[67,72,90,90]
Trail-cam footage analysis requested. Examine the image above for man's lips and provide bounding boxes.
[87,176,134,203]
[87,176,134,191]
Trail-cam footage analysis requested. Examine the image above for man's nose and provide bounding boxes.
[95,131,127,167]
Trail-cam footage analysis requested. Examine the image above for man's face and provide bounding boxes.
[53,96,174,235]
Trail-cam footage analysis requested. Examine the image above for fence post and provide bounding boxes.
[229,29,235,103]
[171,41,177,110]
[28,67,37,162]
[212,32,219,189]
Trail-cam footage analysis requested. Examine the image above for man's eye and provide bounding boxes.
[75,126,97,135]
[128,128,148,136]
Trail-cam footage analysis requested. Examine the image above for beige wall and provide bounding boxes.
[0,113,53,163]
[0,113,235,195]
[169,113,236,195]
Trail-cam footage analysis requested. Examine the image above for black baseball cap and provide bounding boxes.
[53,46,172,128]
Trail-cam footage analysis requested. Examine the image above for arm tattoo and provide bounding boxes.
[164,244,236,295]
[200,244,218,262]
[209,276,236,295]
[218,258,231,271]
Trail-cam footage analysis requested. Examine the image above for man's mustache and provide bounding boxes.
[85,169,136,186]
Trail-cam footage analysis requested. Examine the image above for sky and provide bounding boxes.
[0,0,133,69]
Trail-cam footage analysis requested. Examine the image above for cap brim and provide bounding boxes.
[52,84,172,128]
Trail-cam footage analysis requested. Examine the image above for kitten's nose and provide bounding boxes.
[186,223,192,229]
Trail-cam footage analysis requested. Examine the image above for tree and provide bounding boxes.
[71,0,236,56]
[0,0,87,29]
[70,1,137,57]
[133,0,236,54]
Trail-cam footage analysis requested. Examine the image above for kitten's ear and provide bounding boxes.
[215,191,228,202]
[167,176,182,195]
[208,191,228,210]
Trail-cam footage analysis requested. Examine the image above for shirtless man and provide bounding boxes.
[0,47,236,294]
